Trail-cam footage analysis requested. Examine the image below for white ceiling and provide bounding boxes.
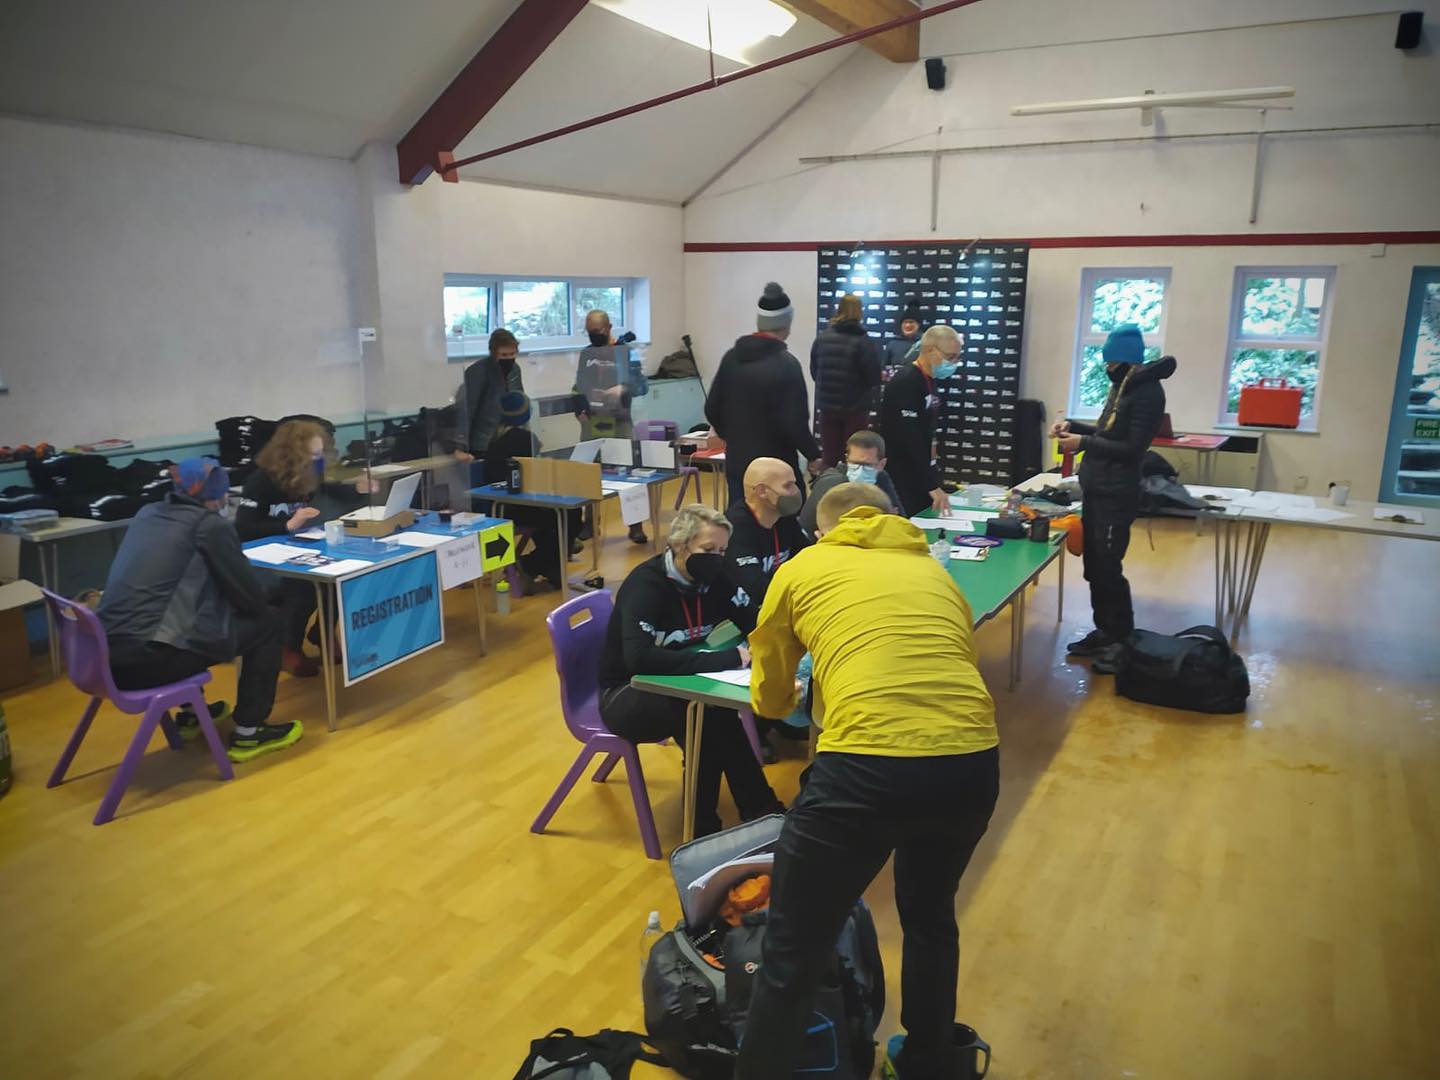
[0,0,856,202]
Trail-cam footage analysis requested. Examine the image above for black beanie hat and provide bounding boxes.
[756,281,794,332]
[900,298,923,328]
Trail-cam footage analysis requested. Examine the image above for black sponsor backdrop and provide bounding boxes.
[815,242,1028,486]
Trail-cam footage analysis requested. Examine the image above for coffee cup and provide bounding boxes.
[324,519,346,546]
[953,1022,991,1079]
[1329,482,1350,507]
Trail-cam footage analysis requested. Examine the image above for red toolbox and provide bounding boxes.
[1237,377,1303,428]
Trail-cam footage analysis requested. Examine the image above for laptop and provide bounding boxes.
[342,470,422,522]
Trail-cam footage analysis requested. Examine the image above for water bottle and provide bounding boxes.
[640,910,663,974]
[495,576,511,615]
[929,529,950,567]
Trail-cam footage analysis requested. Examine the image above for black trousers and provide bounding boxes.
[109,607,285,728]
[600,685,782,837]
[1081,492,1138,641]
[277,578,315,652]
[736,748,1000,1080]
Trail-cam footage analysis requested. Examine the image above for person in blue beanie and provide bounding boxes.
[1052,325,1177,673]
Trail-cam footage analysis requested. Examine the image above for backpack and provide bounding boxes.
[641,816,884,1079]
[1115,625,1250,714]
[511,1027,668,1080]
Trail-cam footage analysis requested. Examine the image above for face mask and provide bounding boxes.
[686,552,725,586]
[932,360,960,380]
[313,456,325,478]
[846,463,878,485]
[775,492,803,517]
[587,331,610,347]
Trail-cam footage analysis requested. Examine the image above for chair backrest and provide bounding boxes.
[545,590,614,742]
[40,587,119,699]
[635,419,678,442]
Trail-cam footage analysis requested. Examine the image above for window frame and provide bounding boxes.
[1220,265,1335,430]
[442,274,635,361]
[1069,267,1171,419]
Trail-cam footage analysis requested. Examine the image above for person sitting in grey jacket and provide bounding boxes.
[799,429,902,538]
[97,458,302,763]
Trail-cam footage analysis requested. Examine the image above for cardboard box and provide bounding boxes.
[340,507,416,538]
[0,606,34,692]
[518,458,602,500]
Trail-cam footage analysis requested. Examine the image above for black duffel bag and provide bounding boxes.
[1115,625,1250,714]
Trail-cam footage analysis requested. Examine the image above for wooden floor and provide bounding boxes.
[2,503,1438,1079]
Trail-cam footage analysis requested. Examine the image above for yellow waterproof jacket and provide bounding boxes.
[749,506,998,757]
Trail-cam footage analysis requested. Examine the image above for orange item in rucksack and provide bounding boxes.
[720,874,772,926]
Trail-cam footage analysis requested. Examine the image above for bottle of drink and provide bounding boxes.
[495,576,511,616]
[930,529,950,567]
[640,910,663,974]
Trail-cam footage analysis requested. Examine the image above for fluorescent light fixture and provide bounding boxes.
[1011,86,1295,117]
[595,0,797,65]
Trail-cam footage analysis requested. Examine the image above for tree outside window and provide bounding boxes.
[503,280,570,339]
[1071,270,1169,416]
[574,286,624,328]
[1223,269,1333,423]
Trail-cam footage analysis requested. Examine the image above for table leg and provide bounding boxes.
[682,700,706,844]
[1236,521,1271,624]
[556,506,572,601]
[649,486,661,553]
[40,542,61,676]
[1213,517,1222,627]
[313,581,338,732]
[1056,543,1065,624]
[474,573,488,656]
[591,499,601,573]
[1013,585,1027,688]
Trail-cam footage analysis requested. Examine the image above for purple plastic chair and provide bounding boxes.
[635,418,702,509]
[533,590,663,859]
[40,588,234,825]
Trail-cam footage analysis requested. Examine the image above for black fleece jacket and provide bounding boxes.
[880,361,941,516]
[723,499,811,608]
[598,553,756,693]
[1071,356,1177,499]
[705,334,821,482]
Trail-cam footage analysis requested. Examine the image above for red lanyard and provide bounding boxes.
[677,591,703,637]
[772,527,781,562]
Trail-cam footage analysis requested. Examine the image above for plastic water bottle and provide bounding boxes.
[495,577,511,616]
[640,910,663,974]
[930,529,951,567]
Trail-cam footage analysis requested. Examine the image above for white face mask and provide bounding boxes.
[846,463,878,485]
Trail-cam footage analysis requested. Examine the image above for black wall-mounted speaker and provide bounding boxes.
[1396,11,1423,50]
[925,57,946,90]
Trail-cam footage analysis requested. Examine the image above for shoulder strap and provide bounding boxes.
[1177,625,1231,652]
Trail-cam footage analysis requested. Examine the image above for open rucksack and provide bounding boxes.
[511,1027,667,1080]
[1115,625,1250,714]
[641,816,884,1079]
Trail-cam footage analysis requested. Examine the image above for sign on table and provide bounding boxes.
[338,553,444,685]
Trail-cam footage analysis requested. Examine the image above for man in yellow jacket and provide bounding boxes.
[735,483,1000,1080]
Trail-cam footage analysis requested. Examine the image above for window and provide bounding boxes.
[442,275,638,359]
[1071,268,1169,417]
[1222,267,1334,426]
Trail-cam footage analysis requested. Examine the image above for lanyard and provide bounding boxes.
[772,527,782,562]
[677,591,703,637]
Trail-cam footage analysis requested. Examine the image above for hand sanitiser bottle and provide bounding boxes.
[640,910,663,974]
[930,529,950,567]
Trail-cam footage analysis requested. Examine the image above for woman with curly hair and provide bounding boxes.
[237,419,372,676]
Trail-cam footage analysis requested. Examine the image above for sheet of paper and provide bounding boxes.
[391,531,449,548]
[1271,493,1316,509]
[245,542,319,564]
[949,546,988,561]
[1272,506,1352,523]
[1373,504,1425,523]
[601,479,639,493]
[293,527,327,540]
[600,438,634,466]
[569,440,601,463]
[437,534,482,589]
[1185,485,1253,501]
[304,559,372,576]
[705,668,752,687]
[909,516,975,533]
[618,482,650,527]
[640,441,676,469]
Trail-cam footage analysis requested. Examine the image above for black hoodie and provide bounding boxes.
[705,334,821,485]
[598,553,756,693]
[880,361,942,516]
[724,498,811,607]
[1071,355,1177,499]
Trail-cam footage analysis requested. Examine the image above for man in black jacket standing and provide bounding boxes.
[1054,324,1176,671]
[455,329,524,461]
[881,324,963,516]
[706,282,823,507]
[98,458,301,762]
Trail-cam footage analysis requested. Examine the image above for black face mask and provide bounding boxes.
[497,355,515,372]
[587,331,610,347]
[686,552,725,586]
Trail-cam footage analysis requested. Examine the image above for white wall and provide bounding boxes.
[0,118,685,452]
[682,3,1440,499]
[0,114,367,447]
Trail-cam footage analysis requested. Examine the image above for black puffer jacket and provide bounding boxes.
[1072,356,1177,500]
[809,320,880,413]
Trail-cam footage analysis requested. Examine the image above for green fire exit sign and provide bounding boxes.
[1415,417,1440,440]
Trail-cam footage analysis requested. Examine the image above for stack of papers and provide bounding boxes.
[245,542,318,564]
[949,546,988,561]
[1272,506,1352,523]
[705,668,752,687]
[391,531,449,548]
[909,516,976,534]
[1185,485,1253,502]
[1373,504,1425,524]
